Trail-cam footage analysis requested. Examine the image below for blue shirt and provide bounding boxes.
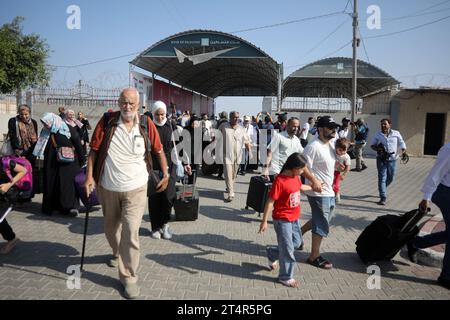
[355,124,369,144]
[371,129,407,161]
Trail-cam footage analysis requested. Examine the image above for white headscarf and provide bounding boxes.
[153,101,167,127]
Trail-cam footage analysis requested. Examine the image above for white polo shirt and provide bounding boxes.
[100,118,149,192]
[268,131,304,174]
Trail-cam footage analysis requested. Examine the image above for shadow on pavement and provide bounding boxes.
[306,251,439,287]
[200,205,262,223]
[170,233,267,257]
[0,240,121,292]
[146,249,274,283]
[25,214,105,236]
[334,202,407,215]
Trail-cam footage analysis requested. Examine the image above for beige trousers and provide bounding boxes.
[224,162,239,197]
[97,183,147,285]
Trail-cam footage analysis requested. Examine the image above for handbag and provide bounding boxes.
[51,135,75,163]
[171,132,185,181]
[0,136,13,156]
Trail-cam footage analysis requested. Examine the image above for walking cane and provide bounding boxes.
[80,203,90,272]
[78,166,98,272]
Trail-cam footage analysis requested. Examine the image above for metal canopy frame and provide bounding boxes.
[283,57,399,99]
[130,30,280,98]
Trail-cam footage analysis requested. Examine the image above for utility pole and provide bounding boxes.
[351,0,359,122]
[277,63,283,112]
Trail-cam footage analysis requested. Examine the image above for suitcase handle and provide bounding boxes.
[181,176,196,201]
[399,207,430,233]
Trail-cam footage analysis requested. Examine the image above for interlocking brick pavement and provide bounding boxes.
[0,156,449,300]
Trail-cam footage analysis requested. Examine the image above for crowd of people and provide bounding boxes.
[0,88,448,298]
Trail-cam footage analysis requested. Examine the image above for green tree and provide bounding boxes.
[0,16,51,104]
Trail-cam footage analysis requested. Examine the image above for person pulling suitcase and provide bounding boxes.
[407,142,450,290]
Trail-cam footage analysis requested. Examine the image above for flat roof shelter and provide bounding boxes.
[283,57,399,99]
[130,30,280,98]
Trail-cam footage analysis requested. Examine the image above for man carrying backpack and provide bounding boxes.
[84,88,169,299]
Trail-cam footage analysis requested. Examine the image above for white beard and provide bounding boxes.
[121,110,137,122]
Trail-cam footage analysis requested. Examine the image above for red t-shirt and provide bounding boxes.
[269,174,302,222]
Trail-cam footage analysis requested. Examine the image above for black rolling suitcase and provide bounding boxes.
[174,180,199,221]
[355,208,430,264]
[245,176,274,215]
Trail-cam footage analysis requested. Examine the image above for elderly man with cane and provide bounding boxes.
[84,88,169,299]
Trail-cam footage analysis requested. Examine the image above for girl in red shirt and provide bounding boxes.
[258,152,312,288]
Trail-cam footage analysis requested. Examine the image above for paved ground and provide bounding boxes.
[0,156,449,300]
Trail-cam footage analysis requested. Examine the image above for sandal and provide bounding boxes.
[307,256,333,269]
[279,278,299,288]
[268,260,279,271]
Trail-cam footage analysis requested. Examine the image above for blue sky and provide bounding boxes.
[1,0,450,115]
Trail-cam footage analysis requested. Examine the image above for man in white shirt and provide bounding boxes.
[338,117,351,139]
[301,115,339,270]
[370,118,407,205]
[407,142,450,290]
[219,111,251,202]
[299,117,313,148]
[239,115,257,176]
[85,88,169,299]
[263,117,304,177]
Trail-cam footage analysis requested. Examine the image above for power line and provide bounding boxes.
[285,39,353,71]
[399,0,450,17]
[49,11,348,69]
[384,6,450,24]
[343,0,351,14]
[49,52,141,69]
[284,1,352,71]
[159,0,185,30]
[320,40,352,59]
[357,26,370,63]
[366,15,450,39]
[230,11,345,34]
[300,18,349,60]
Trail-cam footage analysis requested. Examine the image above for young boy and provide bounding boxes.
[333,138,351,203]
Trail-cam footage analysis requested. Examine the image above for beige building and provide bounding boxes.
[362,88,450,157]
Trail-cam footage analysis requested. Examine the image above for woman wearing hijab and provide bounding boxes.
[7,104,38,165]
[77,111,91,156]
[33,112,85,217]
[149,101,191,240]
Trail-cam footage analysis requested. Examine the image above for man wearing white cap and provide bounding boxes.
[239,115,257,176]
[218,111,251,202]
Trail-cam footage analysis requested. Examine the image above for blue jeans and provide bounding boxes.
[307,196,335,237]
[267,219,302,281]
[412,184,450,280]
[376,158,397,201]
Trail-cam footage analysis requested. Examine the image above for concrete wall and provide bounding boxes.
[362,89,398,115]
[23,103,112,141]
[392,91,450,157]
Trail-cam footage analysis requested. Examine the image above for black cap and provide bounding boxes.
[342,117,351,122]
[316,116,339,128]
